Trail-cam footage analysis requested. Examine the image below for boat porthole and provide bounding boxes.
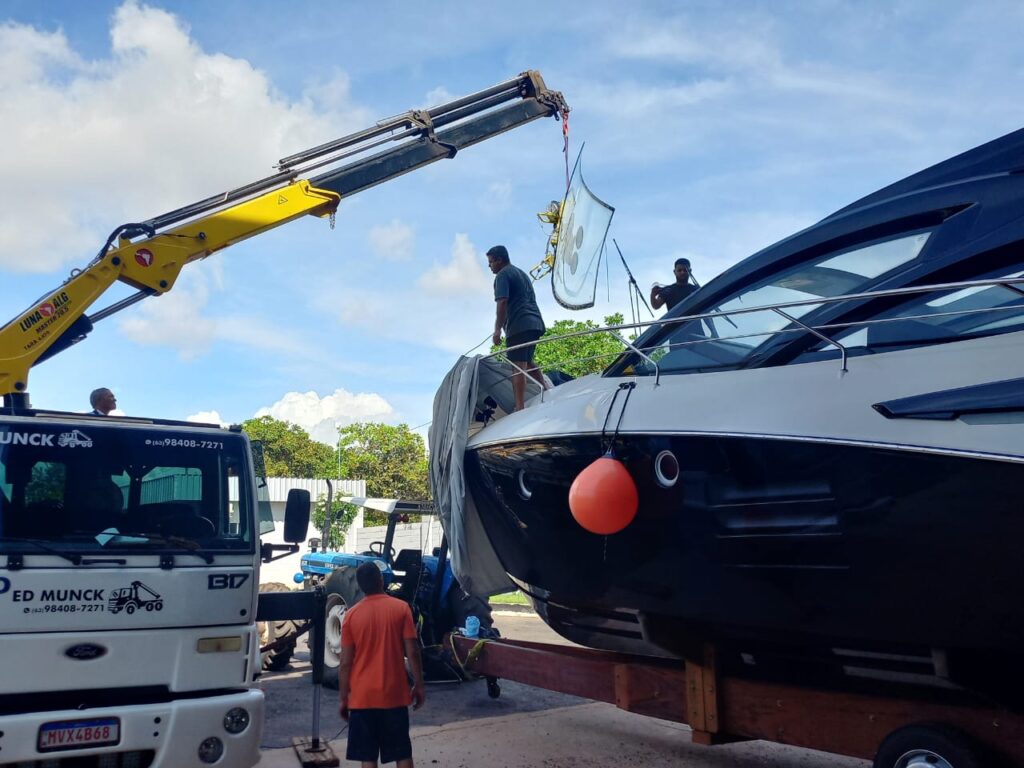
[517,469,533,500]
[654,450,679,488]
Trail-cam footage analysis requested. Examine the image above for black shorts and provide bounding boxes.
[346,707,412,764]
[506,329,543,363]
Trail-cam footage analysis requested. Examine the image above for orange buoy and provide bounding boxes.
[568,453,639,534]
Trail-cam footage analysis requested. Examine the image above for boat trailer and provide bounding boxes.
[449,635,1024,767]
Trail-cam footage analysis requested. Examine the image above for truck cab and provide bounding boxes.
[0,411,297,767]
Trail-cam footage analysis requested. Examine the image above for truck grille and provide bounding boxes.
[0,749,154,767]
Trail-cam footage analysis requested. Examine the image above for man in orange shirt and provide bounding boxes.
[339,562,425,767]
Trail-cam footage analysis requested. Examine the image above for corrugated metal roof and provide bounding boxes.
[264,477,366,502]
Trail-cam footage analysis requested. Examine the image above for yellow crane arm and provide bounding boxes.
[0,71,568,405]
[0,181,338,399]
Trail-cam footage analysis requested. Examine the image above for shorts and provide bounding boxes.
[506,329,543,363]
[346,707,412,764]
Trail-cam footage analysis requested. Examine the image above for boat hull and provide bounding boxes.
[466,432,1024,699]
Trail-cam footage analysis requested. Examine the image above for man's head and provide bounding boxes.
[486,245,510,275]
[355,561,385,595]
[673,258,691,284]
[90,388,117,415]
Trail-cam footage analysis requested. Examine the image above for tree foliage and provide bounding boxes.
[492,313,626,379]
[241,416,334,478]
[337,422,429,526]
[311,497,359,550]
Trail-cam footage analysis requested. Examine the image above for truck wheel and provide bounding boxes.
[321,567,365,690]
[258,582,300,672]
[126,603,136,615]
[873,723,984,768]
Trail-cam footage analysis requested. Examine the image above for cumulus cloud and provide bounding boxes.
[327,233,494,354]
[187,410,227,426]
[256,389,397,444]
[417,233,491,297]
[423,86,455,107]
[0,1,371,273]
[118,260,308,359]
[368,219,415,262]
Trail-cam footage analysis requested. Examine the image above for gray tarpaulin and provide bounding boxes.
[428,354,543,597]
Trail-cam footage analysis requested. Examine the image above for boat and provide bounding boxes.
[449,126,1024,705]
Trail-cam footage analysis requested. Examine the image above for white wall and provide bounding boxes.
[349,519,445,558]
[258,478,366,587]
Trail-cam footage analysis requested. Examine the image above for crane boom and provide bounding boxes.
[0,71,568,406]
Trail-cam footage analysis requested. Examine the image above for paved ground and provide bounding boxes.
[256,612,869,768]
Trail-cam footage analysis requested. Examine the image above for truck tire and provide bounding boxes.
[321,567,365,690]
[258,582,300,672]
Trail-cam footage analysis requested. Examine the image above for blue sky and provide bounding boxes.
[2,1,1023,443]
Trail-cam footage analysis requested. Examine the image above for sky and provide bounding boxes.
[2,1,1023,445]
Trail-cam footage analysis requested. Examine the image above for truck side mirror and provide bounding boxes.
[283,488,311,544]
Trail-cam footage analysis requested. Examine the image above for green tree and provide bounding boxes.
[337,422,429,525]
[310,496,359,550]
[241,416,334,478]
[492,313,627,378]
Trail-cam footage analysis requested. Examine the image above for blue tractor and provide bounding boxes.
[296,498,493,687]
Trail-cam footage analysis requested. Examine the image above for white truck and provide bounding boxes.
[0,411,309,767]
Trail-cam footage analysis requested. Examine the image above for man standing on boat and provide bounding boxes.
[487,244,547,411]
[651,258,697,311]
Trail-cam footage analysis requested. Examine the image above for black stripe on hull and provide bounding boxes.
[466,434,1024,702]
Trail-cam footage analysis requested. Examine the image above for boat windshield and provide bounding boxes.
[608,230,931,376]
[0,423,253,556]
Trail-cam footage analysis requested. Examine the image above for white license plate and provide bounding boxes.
[38,717,120,752]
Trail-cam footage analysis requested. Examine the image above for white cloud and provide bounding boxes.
[423,86,455,107]
[327,233,495,355]
[117,260,308,359]
[187,410,227,426]
[0,1,371,273]
[256,389,396,445]
[417,233,491,297]
[479,180,513,214]
[368,219,415,262]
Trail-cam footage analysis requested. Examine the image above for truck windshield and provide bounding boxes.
[0,422,253,555]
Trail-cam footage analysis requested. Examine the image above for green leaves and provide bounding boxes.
[240,416,335,478]
[336,423,429,524]
[492,313,627,379]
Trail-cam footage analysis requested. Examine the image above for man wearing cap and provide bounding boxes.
[486,244,547,412]
[651,258,697,311]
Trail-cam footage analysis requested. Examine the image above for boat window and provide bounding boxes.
[616,231,931,376]
[805,266,1024,356]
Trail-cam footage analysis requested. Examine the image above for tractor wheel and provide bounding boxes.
[321,567,365,690]
[258,582,300,672]
[447,589,494,634]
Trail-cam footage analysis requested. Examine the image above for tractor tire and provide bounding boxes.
[258,582,300,672]
[321,567,365,690]
[447,589,494,634]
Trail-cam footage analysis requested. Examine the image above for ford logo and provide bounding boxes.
[65,643,107,661]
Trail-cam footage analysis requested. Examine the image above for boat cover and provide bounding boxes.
[429,355,543,596]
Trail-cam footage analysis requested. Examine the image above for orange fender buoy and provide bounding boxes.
[568,454,638,534]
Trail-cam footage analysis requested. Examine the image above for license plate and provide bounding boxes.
[38,717,120,752]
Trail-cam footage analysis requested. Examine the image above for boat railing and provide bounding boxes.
[485,275,1024,396]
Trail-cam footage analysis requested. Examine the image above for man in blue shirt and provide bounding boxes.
[487,245,547,411]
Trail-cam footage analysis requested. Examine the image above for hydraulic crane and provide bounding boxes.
[0,71,568,408]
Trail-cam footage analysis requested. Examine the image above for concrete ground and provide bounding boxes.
[256,612,869,768]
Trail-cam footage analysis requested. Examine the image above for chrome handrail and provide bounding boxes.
[486,276,1024,380]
